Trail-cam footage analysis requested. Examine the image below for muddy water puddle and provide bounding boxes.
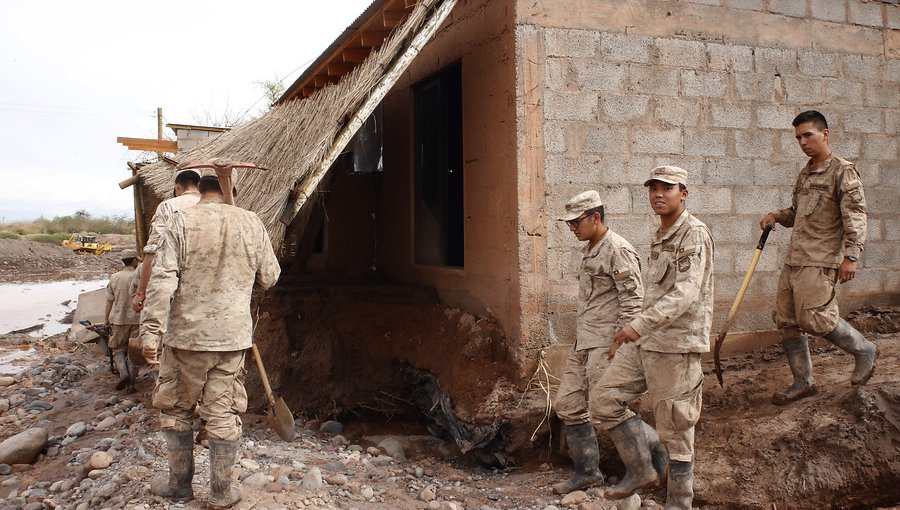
[0,279,105,337]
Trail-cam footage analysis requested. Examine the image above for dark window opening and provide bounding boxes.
[413,64,463,267]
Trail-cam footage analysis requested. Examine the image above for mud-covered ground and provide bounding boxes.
[0,311,897,510]
[0,236,135,283]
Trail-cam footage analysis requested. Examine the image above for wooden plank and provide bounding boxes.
[342,47,372,63]
[326,62,355,77]
[359,30,388,47]
[116,137,177,153]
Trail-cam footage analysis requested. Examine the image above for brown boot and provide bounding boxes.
[551,422,605,494]
[208,438,241,509]
[772,336,818,405]
[150,430,194,502]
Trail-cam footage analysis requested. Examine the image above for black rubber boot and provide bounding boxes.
[664,460,693,510]
[125,354,138,394]
[208,438,241,510]
[551,422,605,494]
[113,351,130,390]
[100,337,117,375]
[641,421,669,484]
[604,415,660,500]
[772,336,818,405]
[150,430,194,502]
[825,319,877,385]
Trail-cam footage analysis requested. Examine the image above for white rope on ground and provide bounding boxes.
[516,349,560,445]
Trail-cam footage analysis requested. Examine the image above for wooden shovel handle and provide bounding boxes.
[250,344,276,407]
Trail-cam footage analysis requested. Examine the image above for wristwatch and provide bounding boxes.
[845,255,859,262]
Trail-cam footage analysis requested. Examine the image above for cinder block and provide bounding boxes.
[714,245,735,274]
[734,72,775,102]
[753,159,801,186]
[886,60,900,82]
[885,110,899,135]
[865,82,900,108]
[688,187,733,214]
[628,65,679,96]
[810,0,847,22]
[799,51,839,78]
[583,154,628,184]
[823,79,864,105]
[601,94,650,123]
[656,97,703,127]
[599,185,633,215]
[544,58,575,91]
[578,124,629,154]
[681,70,727,98]
[569,59,627,93]
[840,55,881,81]
[889,2,900,29]
[657,38,707,69]
[605,155,655,185]
[545,154,604,185]
[840,268,885,296]
[734,129,777,159]
[778,130,801,158]
[708,43,754,73]
[544,28,601,58]
[631,127,682,154]
[684,128,728,157]
[543,121,571,153]
[756,105,798,130]
[544,90,599,121]
[685,0,723,5]
[782,76,822,105]
[861,242,899,268]
[734,188,790,214]
[606,215,655,247]
[728,0,765,10]
[843,108,884,134]
[831,132,862,159]
[861,135,898,161]
[735,242,783,272]
[865,188,895,215]
[706,158,754,185]
[706,215,759,246]
[867,216,883,242]
[848,0,883,27]
[601,32,653,64]
[754,48,798,74]
[768,0,808,17]
[855,161,881,187]
[710,103,752,129]
[630,186,655,214]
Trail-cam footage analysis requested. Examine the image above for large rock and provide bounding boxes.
[0,428,48,465]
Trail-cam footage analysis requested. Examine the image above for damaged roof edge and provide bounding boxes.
[277,0,389,104]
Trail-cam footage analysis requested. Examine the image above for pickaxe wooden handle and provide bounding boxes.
[714,225,773,387]
[177,158,267,206]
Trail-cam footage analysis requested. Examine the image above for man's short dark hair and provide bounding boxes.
[174,170,200,187]
[198,176,222,194]
[679,183,687,191]
[792,110,828,131]
[586,205,605,223]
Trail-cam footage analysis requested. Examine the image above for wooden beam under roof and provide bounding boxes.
[342,47,372,63]
[326,62,355,77]
[117,137,178,153]
[358,30,389,48]
[383,10,405,28]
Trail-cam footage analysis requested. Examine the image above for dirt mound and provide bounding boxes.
[0,238,126,283]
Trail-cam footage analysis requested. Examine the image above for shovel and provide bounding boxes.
[714,225,772,387]
[250,342,296,441]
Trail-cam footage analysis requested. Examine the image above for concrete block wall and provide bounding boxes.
[516,0,899,351]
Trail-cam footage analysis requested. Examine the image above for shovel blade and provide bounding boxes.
[267,397,296,441]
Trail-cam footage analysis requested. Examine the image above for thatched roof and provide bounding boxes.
[136,0,452,248]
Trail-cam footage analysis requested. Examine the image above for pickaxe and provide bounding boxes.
[176,158,268,206]
[714,225,773,387]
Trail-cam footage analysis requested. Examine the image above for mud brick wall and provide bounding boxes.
[516,0,899,357]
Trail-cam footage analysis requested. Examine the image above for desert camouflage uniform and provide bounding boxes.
[142,191,201,255]
[593,210,714,462]
[141,198,281,441]
[555,230,643,429]
[106,266,140,353]
[772,155,867,337]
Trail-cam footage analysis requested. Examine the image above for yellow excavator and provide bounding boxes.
[62,233,112,255]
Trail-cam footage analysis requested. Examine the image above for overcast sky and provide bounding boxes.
[0,0,371,222]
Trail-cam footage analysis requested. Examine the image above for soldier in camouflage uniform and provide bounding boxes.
[104,249,141,393]
[761,110,876,406]
[551,190,647,494]
[140,173,281,509]
[593,166,714,510]
[132,168,202,313]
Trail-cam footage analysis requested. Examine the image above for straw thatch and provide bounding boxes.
[137,0,445,249]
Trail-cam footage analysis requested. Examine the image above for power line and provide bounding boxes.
[0,101,153,115]
[0,107,156,118]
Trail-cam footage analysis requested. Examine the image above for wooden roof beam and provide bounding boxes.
[359,30,388,48]
[326,62,355,77]
[342,47,372,64]
[382,10,406,28]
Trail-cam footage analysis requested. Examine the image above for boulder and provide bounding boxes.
[0,428,47,465]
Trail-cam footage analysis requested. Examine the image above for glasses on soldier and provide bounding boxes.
[566,214,589,228]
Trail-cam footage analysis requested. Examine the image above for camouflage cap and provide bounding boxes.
[559,190,604,222]
[120,249,141,261]
[644,165,688,187]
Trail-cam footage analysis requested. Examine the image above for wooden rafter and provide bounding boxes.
[326,62,355,77]
[117,137,178,153]
[342,47,372,63]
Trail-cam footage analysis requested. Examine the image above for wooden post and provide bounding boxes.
[156,107,164,160]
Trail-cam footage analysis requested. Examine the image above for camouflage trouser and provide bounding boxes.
[109,324,138,353]
[152,346,248,441]
[592,344,702,462]
[554,345,611,428]
[775,264,840,338]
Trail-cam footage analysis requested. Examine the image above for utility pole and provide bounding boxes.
[156,107,164,161]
